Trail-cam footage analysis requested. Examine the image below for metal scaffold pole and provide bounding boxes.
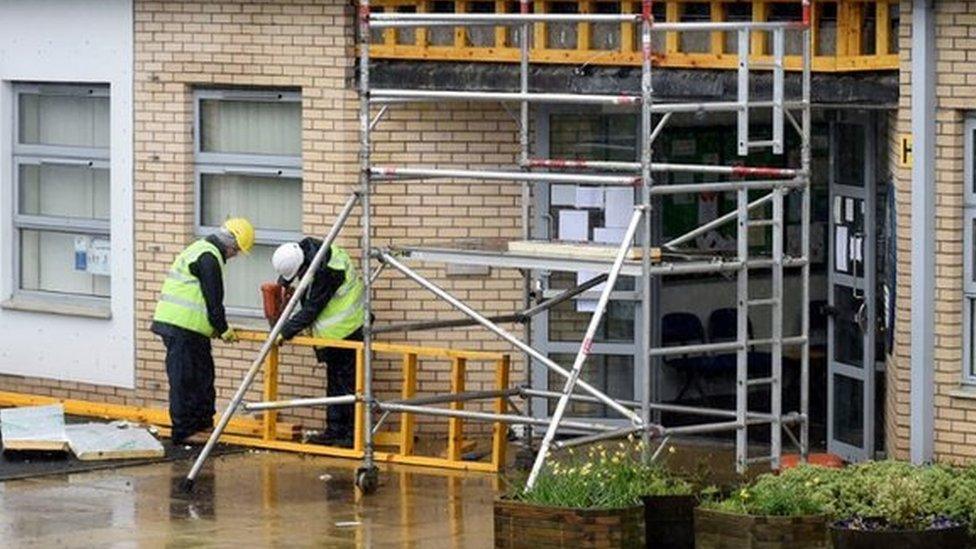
[800,0,813,463]
[356,0,379,494]
[184,2,813,494]
[519,0,534,455]
[639,0,653,463]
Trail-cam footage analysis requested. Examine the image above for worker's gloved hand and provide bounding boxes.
[274,334,285,347]
[220,328,239,343]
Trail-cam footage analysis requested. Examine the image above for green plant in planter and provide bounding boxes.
[702,464,841,517]
[705,460,976,532]
[510,441,693,509]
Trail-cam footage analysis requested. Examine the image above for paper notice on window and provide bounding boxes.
[845,198,855,222]
[578,270,606,292]
[594,227,628,245]
[604,188,634,228]
[558,210,590,242]
[575,186,604,209]
[87,239,111,277]
[551,184,576,206]
[853,235,863,262]
[835,225,849,273]
[576,299,598,313]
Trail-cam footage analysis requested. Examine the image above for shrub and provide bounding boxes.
[704,460,976,534]
[510,440,693,509]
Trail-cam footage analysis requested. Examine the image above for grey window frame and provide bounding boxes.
[11,83,111,306]
[192,88,303,317]
[963,116,976,384]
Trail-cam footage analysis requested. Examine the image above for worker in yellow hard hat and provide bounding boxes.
[151,217,254,445]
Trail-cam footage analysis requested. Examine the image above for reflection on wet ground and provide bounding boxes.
[0,438,762,548]
[0,451,498,548]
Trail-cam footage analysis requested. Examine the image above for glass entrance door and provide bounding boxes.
[827,114,878,462]
[531,111,643,425]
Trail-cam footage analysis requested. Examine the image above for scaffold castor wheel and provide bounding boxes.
[355,466,379,494]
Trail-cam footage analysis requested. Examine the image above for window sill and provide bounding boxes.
[1,295,111,320]
[948,386,976,401]
[228,314,270,331]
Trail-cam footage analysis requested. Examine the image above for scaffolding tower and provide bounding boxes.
[185,0,813,493]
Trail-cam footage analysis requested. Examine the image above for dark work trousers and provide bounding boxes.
[314,327,363,437]
[161,335,216,442]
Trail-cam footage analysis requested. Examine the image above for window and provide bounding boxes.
[194,89,302,313]
[964,117,976,383]
[13,84,111,300]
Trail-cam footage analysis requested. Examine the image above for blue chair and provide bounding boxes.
[707,308,771,376]
[662,312,710,402]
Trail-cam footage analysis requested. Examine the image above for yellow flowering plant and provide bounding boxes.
[510,441,694,509]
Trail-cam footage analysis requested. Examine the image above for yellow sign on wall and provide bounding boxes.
[899,134,913,168]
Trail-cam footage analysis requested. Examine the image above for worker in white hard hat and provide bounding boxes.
[271,238,365,447]
[152,218,255,445]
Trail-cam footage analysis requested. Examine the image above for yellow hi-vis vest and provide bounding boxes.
[152,239,225,337]
[310,245,365,340]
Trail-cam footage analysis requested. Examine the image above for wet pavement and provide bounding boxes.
[0,451,499,548]
[0,438,770,548]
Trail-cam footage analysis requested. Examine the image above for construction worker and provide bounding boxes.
[151,218,255,445]
[271,238,365,447]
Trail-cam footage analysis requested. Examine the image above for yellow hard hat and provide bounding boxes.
[222,217,255,254]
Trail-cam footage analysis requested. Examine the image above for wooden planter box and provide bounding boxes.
[494,499,645,548]
[829,521,970,549]
[694,507,828,549]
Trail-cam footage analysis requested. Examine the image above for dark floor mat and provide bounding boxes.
[0,417,246,481]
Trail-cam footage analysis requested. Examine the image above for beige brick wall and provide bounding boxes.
[0,0,523,440]
[889,0,976,464]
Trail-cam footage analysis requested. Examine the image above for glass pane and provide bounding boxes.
[20,230,110,297]
[430,1,456,46]
[199,99,301,156]
[505,1,534,48]
[200,173,302,232]
[547,354,634,417]
[723,2,752,54]
[550,114,637,161]
[971,299,976,379]
[547,1,578,49]
[888,4,899,54]
[817,3,837,56]
[18,92,109,148]
[549,270,634,343]
[833,287,863,367]
[861,3,876,55]
[765,3,803,55]
[223,244,275,310]
[679,2,710,54]
[591,1,621,51]
[396,5,417,45]
[18,164,109,220]
[467,1,495,47]
[832,374,864,448]
[833,123,865,187]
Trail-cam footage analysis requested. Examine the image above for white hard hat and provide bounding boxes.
[272,242,304,282]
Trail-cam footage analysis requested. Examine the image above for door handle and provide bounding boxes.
[821,304,839,318]
[851,230,865,300]
[855,301,868,333]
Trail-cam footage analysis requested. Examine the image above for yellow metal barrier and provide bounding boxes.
[369,0,899,72]
[237,330,512,473]
[0,333,512,474]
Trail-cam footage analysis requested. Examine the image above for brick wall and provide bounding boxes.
[888,0,976,464]
[0,0,524,439]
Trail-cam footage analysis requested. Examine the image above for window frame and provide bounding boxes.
[192,88,303,317]
[11,83,111,305]
[963,116,976,384]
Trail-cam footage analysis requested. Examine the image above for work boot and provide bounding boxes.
[307,428,353,448]
[181,429,214,445]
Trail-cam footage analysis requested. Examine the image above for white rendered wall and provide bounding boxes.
[0,0,134,388]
